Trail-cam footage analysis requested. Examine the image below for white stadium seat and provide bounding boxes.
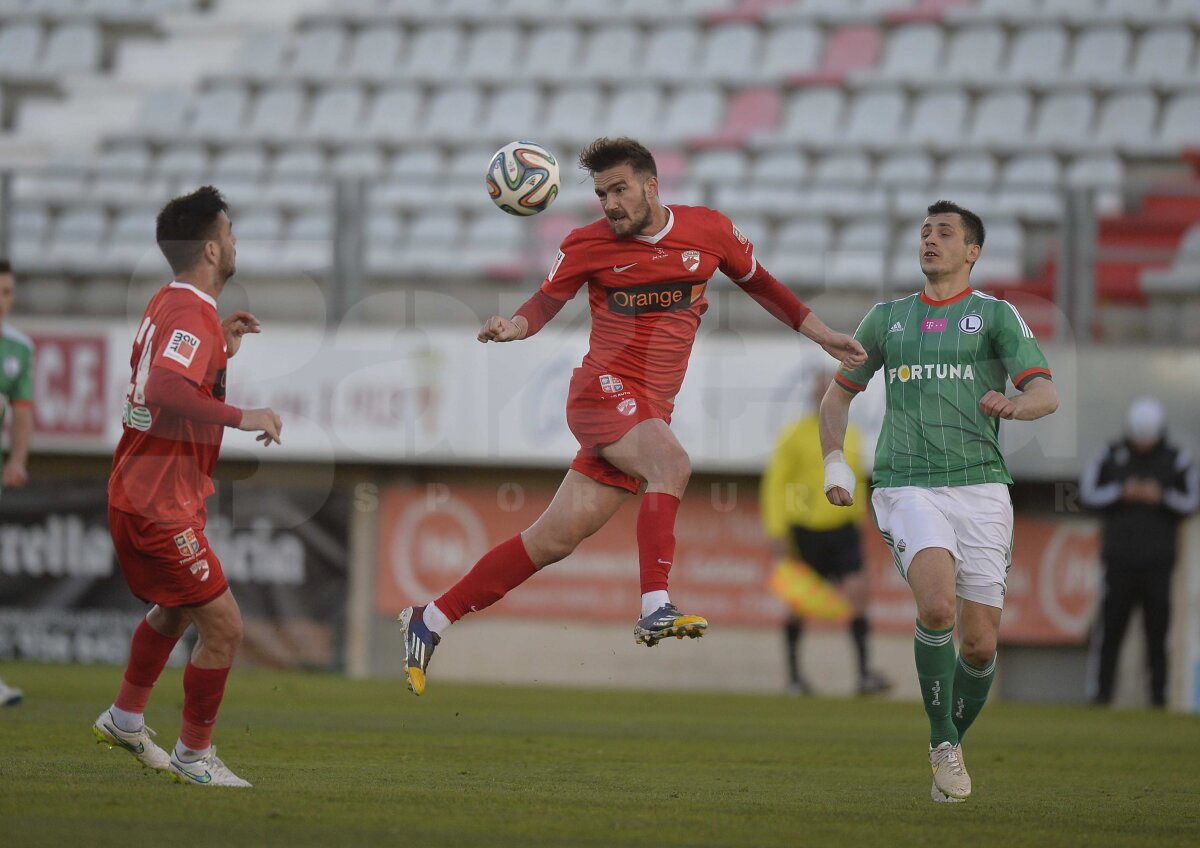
[0,23,43,75]
[775,88,845,145]
[1130,27,1194,83]
[479,85,544,142]
[331,146,385,178]
[402,25,464,82]
[422,85,482,142]
[968,91,1033,147]
[1094,93,1158,148]
[575,25,641,83]
[877,152,936,187]
[345,28,404,79]
[842,91,906,148]
[877,24,944,82]
[290,26,347,79]
[1002,154,1062,188]
[653,87,724,143]
[521,25,582,81]
[460,25,521,81]
[542,86,604,146]
[246,85,307,141]
[1031,91,1095,147]
[906,91,969,148]
[304,85,367,141]
[946,26,1006,83]
[602,87,664,138]
[1159,93,1200,148]
[941,153,999,187]
[812,152,872,185]
[41,23,101,75]
[690,149,749,183]
[188,85,249,141]
[696,23,760,84]
[1004,26,1068,82]
[760,24,822,80]
[1066,27,1131,83]
[641,24,702,82]
[362,86,423,142]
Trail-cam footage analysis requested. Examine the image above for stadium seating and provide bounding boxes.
[0,0,1197,325]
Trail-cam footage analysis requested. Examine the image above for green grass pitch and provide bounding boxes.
[0,661,1197,847]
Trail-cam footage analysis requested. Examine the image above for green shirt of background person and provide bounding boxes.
[0,258,33,492]
[0,258,34,708]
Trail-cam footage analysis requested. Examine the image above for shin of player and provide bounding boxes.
[399,137,867,696]
[94,187,282,787]
[820,200,1057,802]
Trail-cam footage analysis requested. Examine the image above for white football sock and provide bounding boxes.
[174,741,211,762]
[109,704,143,733]
[641,590,670,618]
[423,602,451,635]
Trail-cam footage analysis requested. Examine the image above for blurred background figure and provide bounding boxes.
[1081,397,1199,708]
[760,370,889,696]
[0,258,34,706]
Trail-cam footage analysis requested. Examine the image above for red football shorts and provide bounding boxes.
[565,368,671,495]
[108,506,229,608]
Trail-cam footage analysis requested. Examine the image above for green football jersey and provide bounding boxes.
[0,323,34,428]
[836,288,1051,488]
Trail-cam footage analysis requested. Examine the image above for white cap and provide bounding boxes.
[1126,396,1164,443]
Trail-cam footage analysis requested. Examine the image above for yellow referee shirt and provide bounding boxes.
[760,414,866,537]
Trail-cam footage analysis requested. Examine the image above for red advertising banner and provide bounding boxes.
[30,333,108,437]
[376,480,1101,645]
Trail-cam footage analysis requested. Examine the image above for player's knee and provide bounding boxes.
[959,635,996,667]
[664,450,691,492]
[526,530,581,566]
[917,601,955,631]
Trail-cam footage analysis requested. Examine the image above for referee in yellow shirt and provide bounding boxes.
[761,371,890,696]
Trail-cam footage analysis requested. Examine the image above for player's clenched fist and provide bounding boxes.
[477,315,528,343]
[239,407,283,446]
[978,390,1016,419]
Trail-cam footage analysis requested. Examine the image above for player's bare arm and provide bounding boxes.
[2,402,32,487]
[799,313,867,369]
[478,314,529,343]
[239,408,283,446]
[979,376,1058,421]
[221,310,261,359]
[819,381,857,507]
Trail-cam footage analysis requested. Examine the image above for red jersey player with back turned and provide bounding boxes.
[398,137,866,695]
[91,186,282,787]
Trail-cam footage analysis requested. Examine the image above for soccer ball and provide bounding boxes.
[486,141,560,216]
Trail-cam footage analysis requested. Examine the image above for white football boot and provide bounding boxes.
[929,741,971,801]
[92,709,172,771]
[168,747,252,788]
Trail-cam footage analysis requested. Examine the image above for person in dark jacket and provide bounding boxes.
[1080,397,1198,707]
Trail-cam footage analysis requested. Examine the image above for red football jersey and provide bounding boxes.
[108,282,229,524]
[540,205,756,405]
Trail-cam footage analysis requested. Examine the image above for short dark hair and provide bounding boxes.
[156,185,229,273]
[0,258,11,275]
[927,200,985,248]
[578,137,657,179]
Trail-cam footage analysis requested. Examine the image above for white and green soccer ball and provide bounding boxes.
[486,140,560,216]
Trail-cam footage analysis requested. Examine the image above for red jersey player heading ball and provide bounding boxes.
[398,137,866,696]
[93,186,282,788]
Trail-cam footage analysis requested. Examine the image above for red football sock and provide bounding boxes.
[179,661,230,751]
[638,492,680,594]
[435,534,537,622]
[114,618,181,714]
